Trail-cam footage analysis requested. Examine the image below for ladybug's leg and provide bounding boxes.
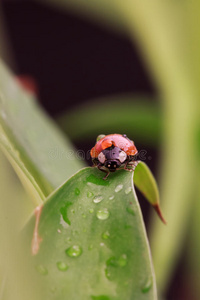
[124,158,138,172]
[103,171,110,180]
[124,161,133,172]
[97,164,110,180]
[92,158,98,167]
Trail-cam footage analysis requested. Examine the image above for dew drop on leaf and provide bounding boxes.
[125,187,132,194]
[93,195,103,203]
[60,201,73,225]
[65,245,82,258]
[89,208,94,213]
[118,254,128,267]
[102,231,110,239]
[96,209,110,220]
[56,261,68,271]
[106,254,127,268]
[126,207,135,216]
[74,188,80,195]
[115,184,123,192]
[141,277,152,293]
[106,257,118,267]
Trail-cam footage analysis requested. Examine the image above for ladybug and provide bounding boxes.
[90,134,138,179]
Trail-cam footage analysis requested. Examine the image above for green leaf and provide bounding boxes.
[0,60,84,204]
[57,95,161,147]
[0,151,34,300]
[22,167,157,300]
[134,161,166,224]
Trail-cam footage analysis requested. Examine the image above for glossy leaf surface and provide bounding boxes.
[22,167,157,300]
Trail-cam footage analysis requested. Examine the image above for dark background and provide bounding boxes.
[1,1,189,299]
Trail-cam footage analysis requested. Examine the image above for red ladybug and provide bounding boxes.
[90,134,138,179]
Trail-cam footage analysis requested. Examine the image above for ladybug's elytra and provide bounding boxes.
[90,134,138,179]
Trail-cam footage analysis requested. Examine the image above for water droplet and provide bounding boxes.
[88,244,93,250]
[74,188,80,195]
[89,208,94,213]
[102,231,110,239]
[36,265,48,275]
[125,187,132,194]
[87,191,94,198]
[106,257,118,267]
[60,215,70,229]
[66,245,82,257]
[115,184,123,193]
[109,195,114,200]
[93,195,103,203]
[82,213,86,218]
[126,207,135,216]
[141,278,152,293]
[96,209,110,220]
[118,254,127,267]
[106,254,127,268]
[57,261,68,271]
[60,201,73,225]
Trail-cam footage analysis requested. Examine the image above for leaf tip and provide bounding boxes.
[153,203,167,225]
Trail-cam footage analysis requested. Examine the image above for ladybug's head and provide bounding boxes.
[98,146,127,172]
